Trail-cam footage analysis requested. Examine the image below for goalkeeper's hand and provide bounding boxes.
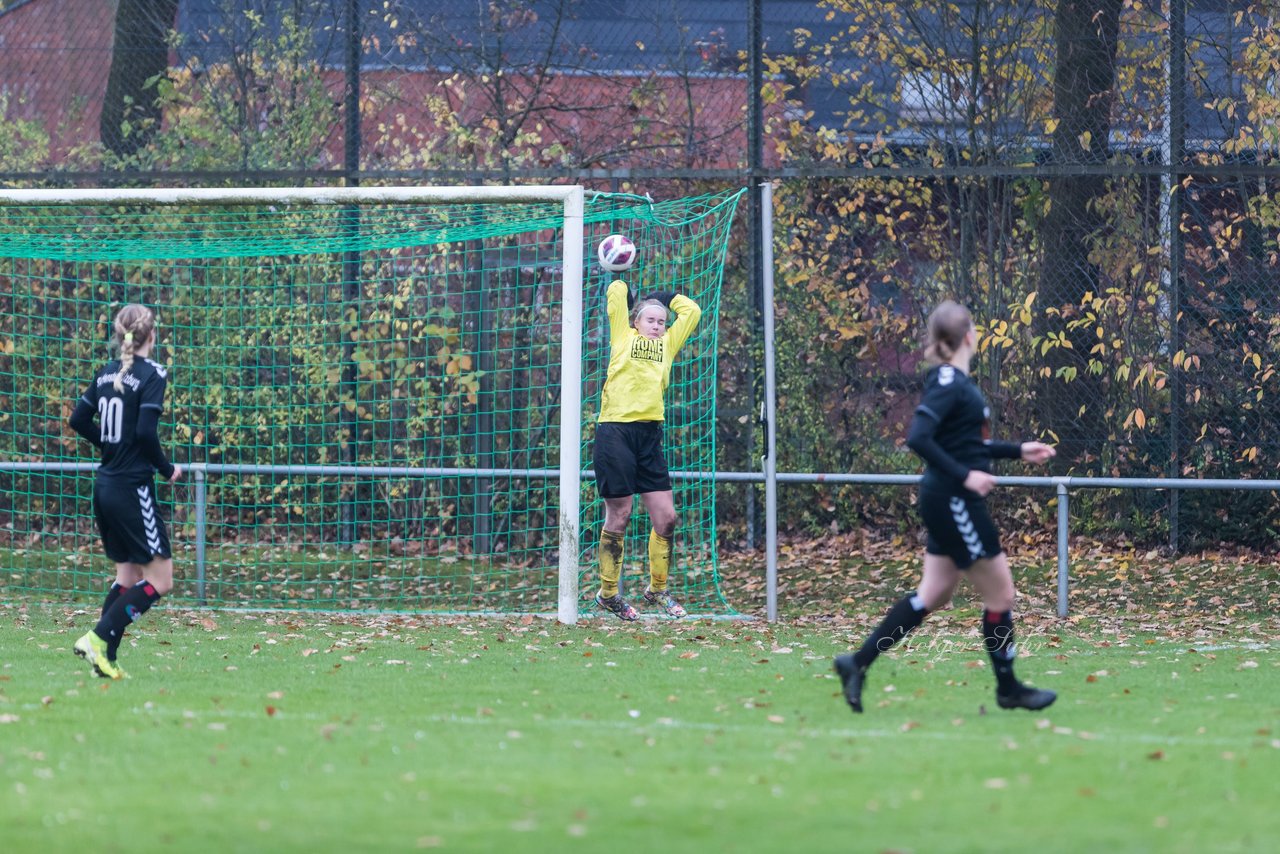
[641,290,676,307]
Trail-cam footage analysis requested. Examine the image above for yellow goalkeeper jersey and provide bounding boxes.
[598,279,702,423]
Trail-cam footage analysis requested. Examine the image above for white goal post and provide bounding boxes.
[0,185,588,624]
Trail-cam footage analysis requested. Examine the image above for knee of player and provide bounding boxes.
[604,504,634,531]
[920,590,952,612]
[143,561,176,596]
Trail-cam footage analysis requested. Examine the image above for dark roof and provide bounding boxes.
[170,0,1258,144]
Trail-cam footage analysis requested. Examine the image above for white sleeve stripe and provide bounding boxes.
[80,395,93,404]
[140,403,164,410]
[915,404,941,422]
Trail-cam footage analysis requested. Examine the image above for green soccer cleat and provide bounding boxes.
[74,631,123,680]
[642,587,687,618]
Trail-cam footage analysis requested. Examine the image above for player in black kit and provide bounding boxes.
[834,301,1058,713]
[68,304,182,680]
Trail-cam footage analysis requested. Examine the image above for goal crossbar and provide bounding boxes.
[0,185,584,207]
[0,184,587,624]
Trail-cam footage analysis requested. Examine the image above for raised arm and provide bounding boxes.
[645,291,702,357]
[605,279,635,345]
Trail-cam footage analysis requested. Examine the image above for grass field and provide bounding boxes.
[3,597,1277,853]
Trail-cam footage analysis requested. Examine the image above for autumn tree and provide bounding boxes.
[100,0,180,158]
[150,0,345,172]
[1034,0,1122,464]
[362,0,743,174]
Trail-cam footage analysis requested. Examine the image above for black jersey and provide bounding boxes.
[74,358,175,483]
[906,364,1021,493]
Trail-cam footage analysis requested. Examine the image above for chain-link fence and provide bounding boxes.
[3,0,1279,548]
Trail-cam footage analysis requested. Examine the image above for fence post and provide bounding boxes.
[1056,478,1069,618]
[194,465,207,605]
[761,181,778,623]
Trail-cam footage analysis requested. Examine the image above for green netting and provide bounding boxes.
[0,187,743,615]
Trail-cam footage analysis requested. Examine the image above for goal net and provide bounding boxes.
[0,186,742,620]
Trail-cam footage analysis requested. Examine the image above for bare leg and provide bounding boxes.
[140,556,175,596]
[965,552,1015,613]
[637,490,676,538]
[918,552,962,611]
[114,561,144,588]
[602,496,634,534]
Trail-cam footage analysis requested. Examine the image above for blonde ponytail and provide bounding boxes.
[923,300,973,366]
[110,304,156,392]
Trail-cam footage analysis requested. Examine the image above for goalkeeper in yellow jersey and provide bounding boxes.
[592,278,701,620]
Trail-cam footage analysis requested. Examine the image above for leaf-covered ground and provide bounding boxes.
[2,588,1277,853]
[719,533,1280,641]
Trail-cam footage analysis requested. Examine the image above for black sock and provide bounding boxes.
[94,581,162,647]
[983,609,1021,693]
[100,582,125,660]
[100,582,124,616]
[853,594,929,670]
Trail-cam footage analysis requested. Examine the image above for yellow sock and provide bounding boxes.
[648,530,672,593]
[598,530,625,598]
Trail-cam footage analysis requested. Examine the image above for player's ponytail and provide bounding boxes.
[110,304,156,392]
[923,300,973,365]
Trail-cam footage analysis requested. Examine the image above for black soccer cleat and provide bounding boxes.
[996,684,1057,711]
[833,654,866,713]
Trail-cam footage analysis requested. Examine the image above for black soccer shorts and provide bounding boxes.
[918,488,1002,569]
[592,421,672,498]
[92,478,173,564]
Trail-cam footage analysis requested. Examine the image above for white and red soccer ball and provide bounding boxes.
[597,233,637,272]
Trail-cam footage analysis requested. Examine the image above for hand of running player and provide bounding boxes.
[168,464,184,484]
[1020,442,1056,465]
[963,469,997,496]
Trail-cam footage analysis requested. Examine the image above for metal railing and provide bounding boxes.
[5,459,1276,619]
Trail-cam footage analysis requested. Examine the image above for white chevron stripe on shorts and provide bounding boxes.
[949,496,984,560]
[137,485,162,553]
